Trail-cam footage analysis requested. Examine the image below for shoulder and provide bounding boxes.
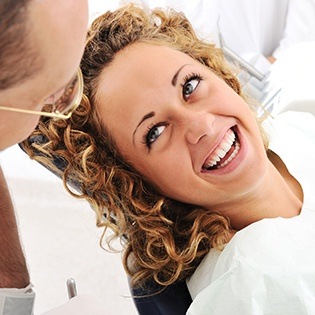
[187,215,315,314]
[213,213,315,280]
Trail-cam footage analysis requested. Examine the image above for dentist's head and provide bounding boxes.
[0,0,88,150]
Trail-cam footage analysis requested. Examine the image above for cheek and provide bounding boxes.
[143,153,192,196]
[1,114,40,149]
[19,116,41,140]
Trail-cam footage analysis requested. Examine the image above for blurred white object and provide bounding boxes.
[263,41,315,116]
[0,284,35,315]
[218,0,315,73]
[42,295,106,315]
[131,0,315,74]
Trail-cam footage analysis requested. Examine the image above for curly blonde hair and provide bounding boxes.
[22,4,267,289]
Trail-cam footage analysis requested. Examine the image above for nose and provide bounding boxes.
[182,110,215,144]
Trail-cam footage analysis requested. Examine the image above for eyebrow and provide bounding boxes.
[133,111,156,143]
[171,64,189,86]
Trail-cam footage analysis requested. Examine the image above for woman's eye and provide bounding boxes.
[182,77,201,101]
[145,124,166,147]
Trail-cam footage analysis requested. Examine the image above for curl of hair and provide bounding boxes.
[22,4,268,290]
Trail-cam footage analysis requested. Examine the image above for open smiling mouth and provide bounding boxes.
[202,127,240,171]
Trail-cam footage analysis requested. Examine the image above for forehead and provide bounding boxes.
[100,43,194,86]
[25,0,87,99]
[96,43,197,119]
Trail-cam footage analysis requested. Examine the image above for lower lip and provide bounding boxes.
[201,127,246,175]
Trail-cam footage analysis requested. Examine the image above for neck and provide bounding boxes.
[222,150,303,231]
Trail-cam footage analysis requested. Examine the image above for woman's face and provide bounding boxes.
[96,43,269,212]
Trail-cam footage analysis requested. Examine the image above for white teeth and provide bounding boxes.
[217,141,240,169]
[221,142,232,152]
[202,129,239,170]
[228,132,235,142]
[216,148,226,158]
[226,138,233,146]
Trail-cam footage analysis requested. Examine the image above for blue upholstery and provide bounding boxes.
[130,280,192,315]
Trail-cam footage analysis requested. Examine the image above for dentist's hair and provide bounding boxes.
[0,0,42,89]
[22,4,268,289]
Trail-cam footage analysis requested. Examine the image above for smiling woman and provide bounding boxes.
[23,3,239,287]
[21,3,313,314]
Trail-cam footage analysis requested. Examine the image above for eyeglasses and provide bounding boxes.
[0,68,83,119]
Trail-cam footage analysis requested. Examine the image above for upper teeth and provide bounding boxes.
[217,141,240,169]
[203,130,237,169]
